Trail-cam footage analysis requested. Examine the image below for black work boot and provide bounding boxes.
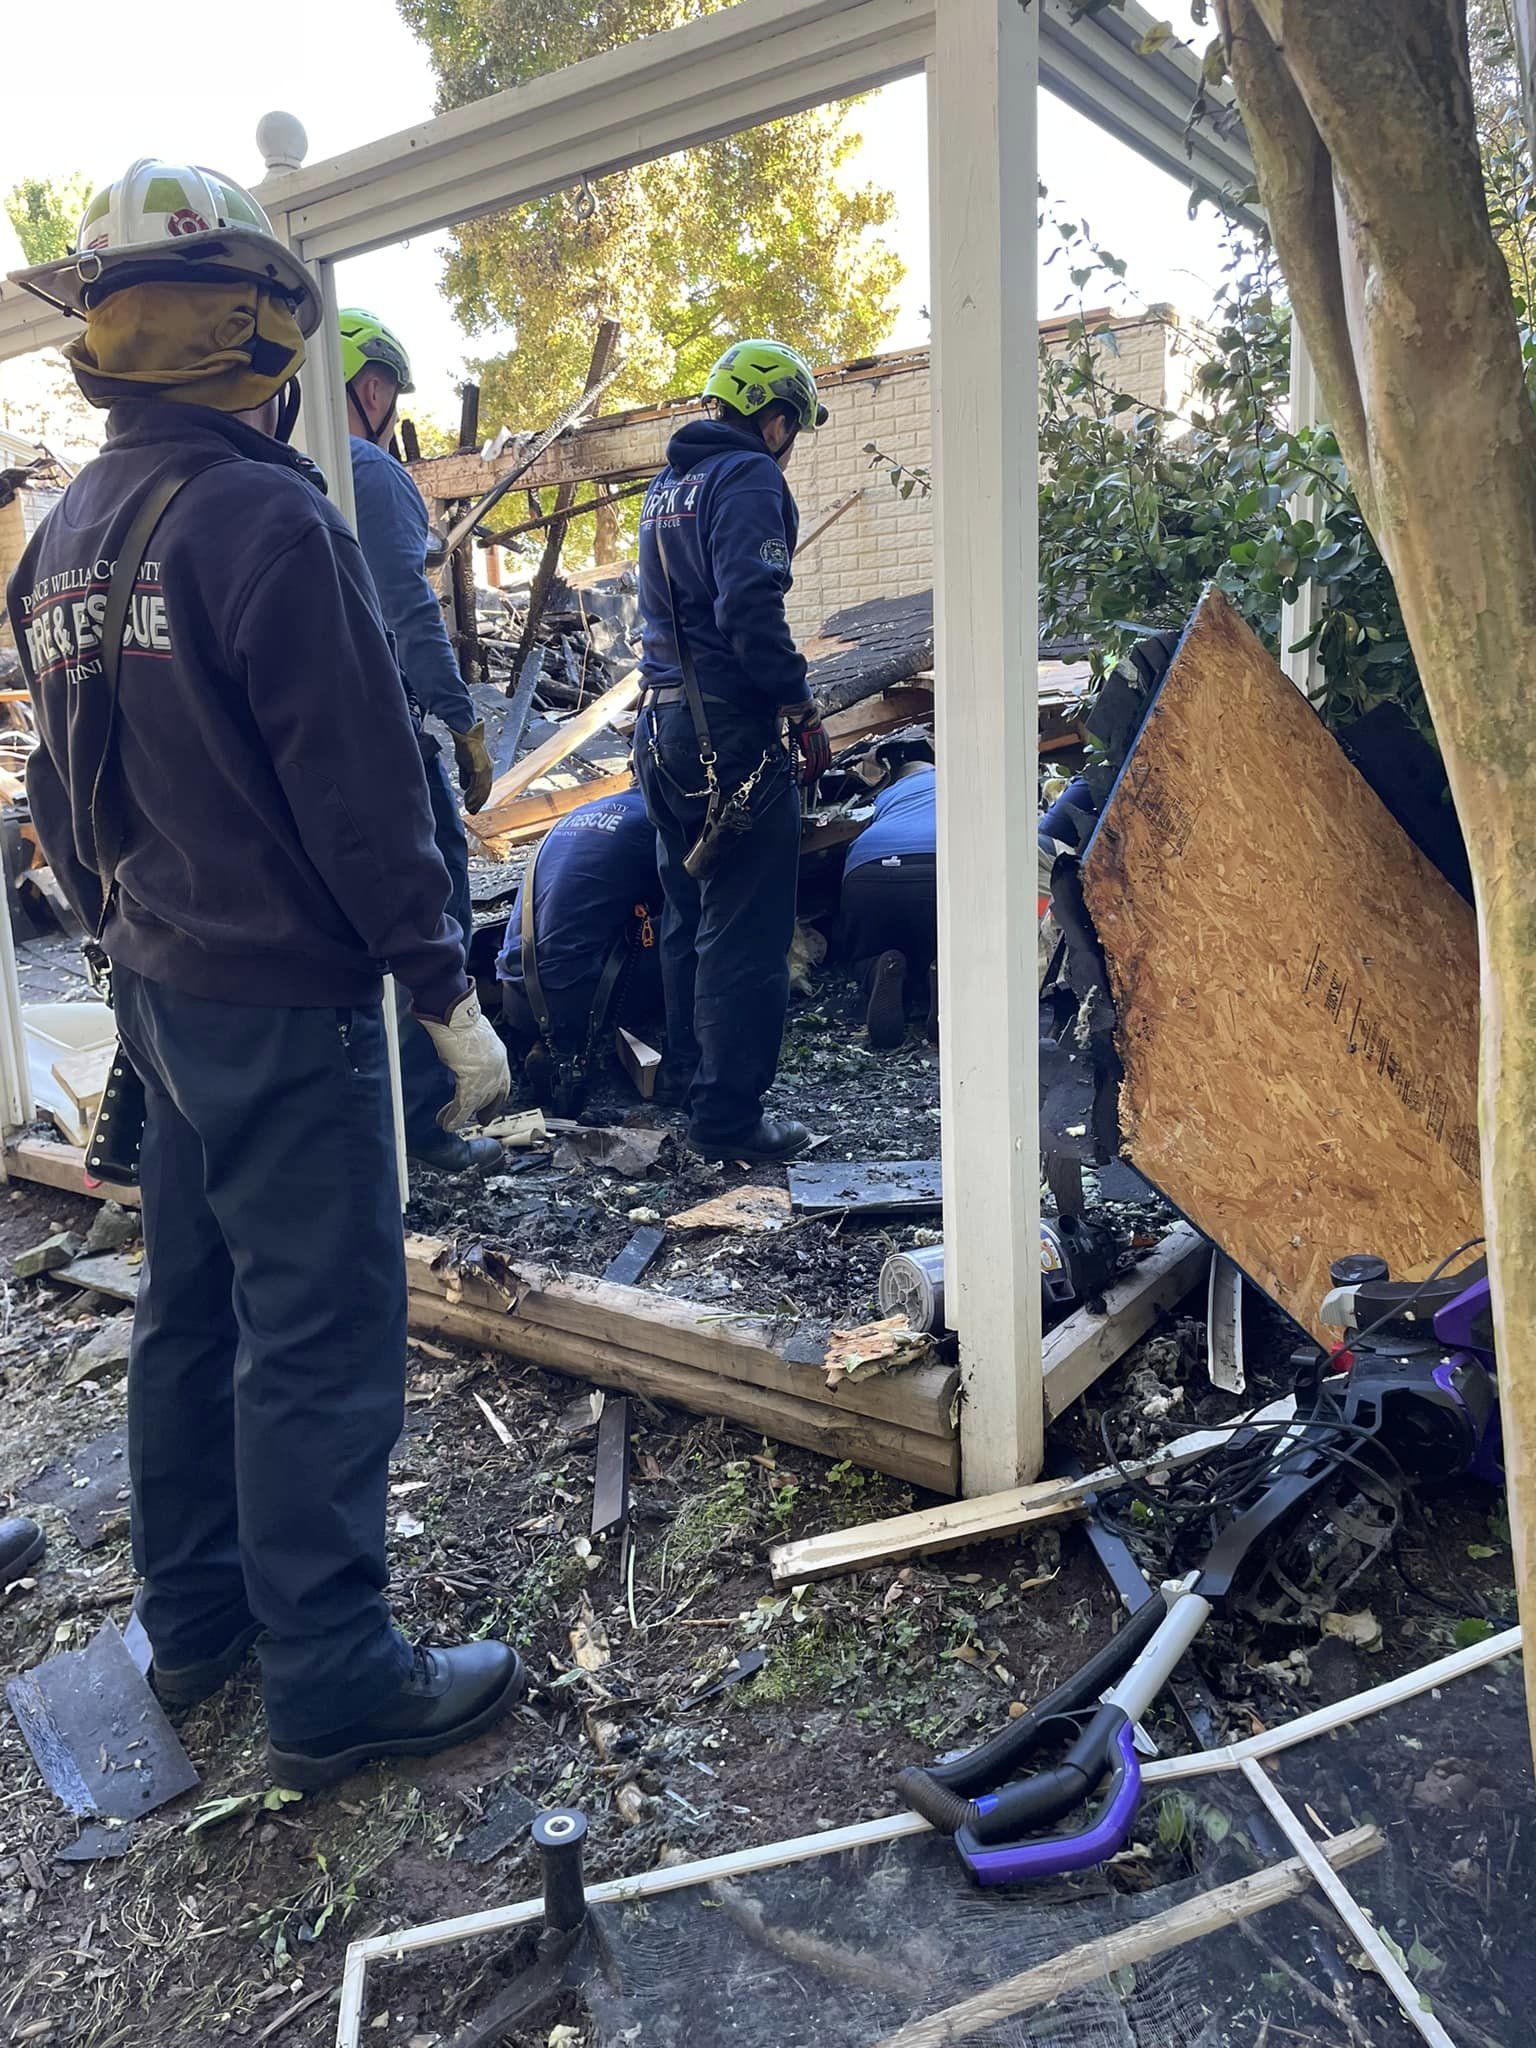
[407,1131,503,1176]
[0,1516,44,1589]
[152,1623,264,1709]
[688,1116,810,1165]
[865,949,908,1050]
[265,1641,526,1792]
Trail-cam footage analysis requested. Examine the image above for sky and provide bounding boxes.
[0,0,1231,437]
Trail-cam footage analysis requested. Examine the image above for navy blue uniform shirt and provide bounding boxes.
[497,786,660,995]
[7,402,465,1016]
[350,436,476,734]
[637,418,808,715]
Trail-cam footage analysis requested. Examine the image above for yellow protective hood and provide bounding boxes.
[64,278,306,412]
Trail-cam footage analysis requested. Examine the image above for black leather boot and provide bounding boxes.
[0,1516,44,1589]
[152,1623,264,1709]
[687,1115,810,1165]
[265,1641,526,1791]
[865,949,908,1050]
[407,1131,503,1176]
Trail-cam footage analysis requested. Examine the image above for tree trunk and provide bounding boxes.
[1218,0,1536,1750]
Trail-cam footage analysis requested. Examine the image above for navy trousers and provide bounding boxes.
[398,748,474,1144]
[113,966,412,1744]
[635,701,800,1137]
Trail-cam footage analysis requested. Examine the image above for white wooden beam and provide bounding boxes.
[930,0,1042,1493]
[1278,320,1325,699]
[1039,0,1257,215]
[261,0,935,266]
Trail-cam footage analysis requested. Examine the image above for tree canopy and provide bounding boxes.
[395,0,904,432]
[4,174,92,268]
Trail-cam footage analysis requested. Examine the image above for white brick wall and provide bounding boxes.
[783,311,1181,637]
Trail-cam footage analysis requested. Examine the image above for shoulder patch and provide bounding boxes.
[759,536,790,570]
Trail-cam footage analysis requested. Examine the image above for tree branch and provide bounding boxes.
[1217,1,1379,533]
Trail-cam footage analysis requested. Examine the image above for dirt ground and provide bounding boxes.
[0,981,1522,2048]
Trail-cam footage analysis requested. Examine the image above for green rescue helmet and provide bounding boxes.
[8,158,322,336]
[338,309,414,393]
[703,339,827,432]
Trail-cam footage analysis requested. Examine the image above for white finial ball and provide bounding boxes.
[257,111,309,173]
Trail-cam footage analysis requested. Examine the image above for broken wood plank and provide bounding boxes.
[407,1292,958,1493]
[511,321,622,680]
[615,1025,661,1100]
[590,1394,630,1539]
[479,476,650,545]
[51,1042,113,1124]
[822,685,935,748]
[469,670,641,839]
[405,1235,958,1444]
[471,768,635,852]
[868,1825,1383,2048]
[6,1137,140,1208]
[766,1409,1285,1585]
[602,1225,665,1286]
[1082,589,1481,1343]
[1041,1223,1210,1419]
[796,486,864,557]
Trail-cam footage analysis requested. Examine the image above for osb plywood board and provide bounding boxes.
[1082,588,1482,1342]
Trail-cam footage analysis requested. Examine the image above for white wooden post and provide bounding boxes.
[929,0,1043,1492]
[1278,318,1325,699]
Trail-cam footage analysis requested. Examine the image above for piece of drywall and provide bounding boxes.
[1082,588,1482,1342]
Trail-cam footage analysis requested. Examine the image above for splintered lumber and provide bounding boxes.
[404,1235,959,1492]
[766,1411,1281,1585]
[615,1026,661,1099]
[468,669,641,841]
[414,1295,957,1491]
[473,767,634,852]
[796,486,864,556]
[1041,1223,1209,1418]
[6,1136,140,1207]
[51,1043,113,1126]
[511,321,622,679]
[1083,589,1481,1344]
[868,1825,1382,2048]
[822,685,935,748]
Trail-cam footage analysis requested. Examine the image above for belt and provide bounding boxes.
[642,685,688,706]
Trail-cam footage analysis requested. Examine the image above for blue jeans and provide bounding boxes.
[113,967,412,1743]
[399,748,474,1147]
[635,700,800,1136]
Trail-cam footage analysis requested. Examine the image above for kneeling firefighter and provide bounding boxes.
[497,784,665,1113]
[634,339,831,1164]
[5,160,520,1789]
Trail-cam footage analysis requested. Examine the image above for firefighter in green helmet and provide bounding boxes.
[634,339,832,1164]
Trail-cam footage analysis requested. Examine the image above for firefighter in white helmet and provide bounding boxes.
[6,160,521,1789]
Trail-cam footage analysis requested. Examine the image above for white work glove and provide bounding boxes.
[415,989,511,1131]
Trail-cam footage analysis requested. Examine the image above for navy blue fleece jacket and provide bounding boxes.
[636,418,808,714]
[349,435,477,733]
[496,786,660,995]
[5,402,467,1017]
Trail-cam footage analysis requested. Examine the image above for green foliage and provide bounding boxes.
[1036,206,1427,737]
[4,172,92,266]
[396,0,903,445]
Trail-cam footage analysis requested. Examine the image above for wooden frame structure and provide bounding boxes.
[0,0,1255,1497]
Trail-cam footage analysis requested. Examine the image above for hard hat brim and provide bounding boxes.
[8,228,323,338]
